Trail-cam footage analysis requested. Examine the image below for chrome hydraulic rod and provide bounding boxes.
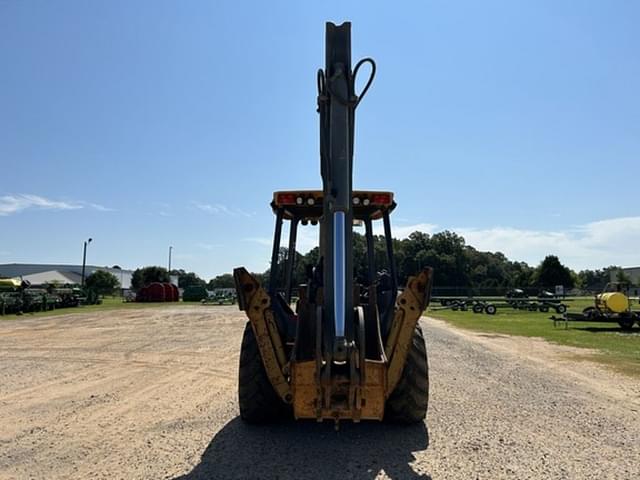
[333,211,346,337]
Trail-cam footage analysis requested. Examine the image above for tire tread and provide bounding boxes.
[384,324,429,424]
[238,322,290,423]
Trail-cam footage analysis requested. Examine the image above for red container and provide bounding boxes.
[136,282,167,302]
[169,283,179,301]
[162,283,172,301]
[136,282,180,302]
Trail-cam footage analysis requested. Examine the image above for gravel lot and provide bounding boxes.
[0,306,638,479]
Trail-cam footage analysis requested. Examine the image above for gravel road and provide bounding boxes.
[0,306,638,479]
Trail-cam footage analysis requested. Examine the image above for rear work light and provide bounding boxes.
[371,193,392,205]
[277,193,297,204]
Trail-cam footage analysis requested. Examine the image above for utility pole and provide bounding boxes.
[81,238,93,287]
[168,246,173,274]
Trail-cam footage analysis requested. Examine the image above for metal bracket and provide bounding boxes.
[385,268,433,395]
[233,267,292,403]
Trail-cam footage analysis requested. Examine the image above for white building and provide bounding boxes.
[610,266,640,285]
[0,263,133,289]
[0,263,179,292]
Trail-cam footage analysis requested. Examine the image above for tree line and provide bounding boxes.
[200,230,630,293]
[124,231,630,294]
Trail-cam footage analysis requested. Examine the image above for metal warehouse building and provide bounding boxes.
[0,263,134,290]
[610,266,640,285]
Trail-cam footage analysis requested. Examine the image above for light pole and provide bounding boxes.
[168,246,173,275]
[81,238,93,287]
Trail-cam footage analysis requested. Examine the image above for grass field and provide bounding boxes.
[0,296,201,321]
[427,297,640,377]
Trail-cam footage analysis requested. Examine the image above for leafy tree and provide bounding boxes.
[615,269,633,285]
[208,273,235,289]
[183,285,208,302]
[531,255,574,288]
[249,227,588,293]
[170,269,206,289]
[85,270,120,295]
[131,266,170,291]
[508,261,535,288]
[576,265,621,291]
[251,271,269,288]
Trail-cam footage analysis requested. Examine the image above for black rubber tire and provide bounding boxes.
[385,324,429,424]
[555,304,567,314]
[539,305,549,313]
[618,318,635,331]
[485,304,497,315]
[238,322,291,423]
[472,304,483,314]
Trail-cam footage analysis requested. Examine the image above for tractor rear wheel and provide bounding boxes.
[238,322,291,423]
[385,324,429,424]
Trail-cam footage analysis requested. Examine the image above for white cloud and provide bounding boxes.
[193,202,254,218]
[1,194,114,216]
[372,222,438,238]
[242,222,437,256]
[243,222,438,256]
[242,225,319,254]
[149,201,173,217]
[242,237,273,247]
[296,225,320,254]
[84,202,115,212]
[237,216,639,271]
[196,242,223,250]
[0,194,81,215]
[394,216,640,270]
[0,194,115,216]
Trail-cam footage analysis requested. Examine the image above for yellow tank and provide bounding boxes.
[0,277,22,291]
[596,292,628,314]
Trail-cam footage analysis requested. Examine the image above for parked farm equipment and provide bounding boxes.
[0,277,98,315]
[432,291,568,315]
[233,22,432,427]
[551,282,639,331]
[201,292,236,305]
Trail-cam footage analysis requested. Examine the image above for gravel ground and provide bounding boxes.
[0,306,638,479]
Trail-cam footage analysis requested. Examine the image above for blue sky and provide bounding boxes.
[1,0,639,279]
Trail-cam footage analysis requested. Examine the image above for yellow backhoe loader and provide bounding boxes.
[233,22,433,426]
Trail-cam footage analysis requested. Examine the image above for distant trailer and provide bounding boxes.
[431,296,568,315]
[550,311,640,330]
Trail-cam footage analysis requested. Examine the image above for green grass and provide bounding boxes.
[427,297,640,377]
[0,296,203,321]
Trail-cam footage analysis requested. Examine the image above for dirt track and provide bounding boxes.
[0,306,638,479]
